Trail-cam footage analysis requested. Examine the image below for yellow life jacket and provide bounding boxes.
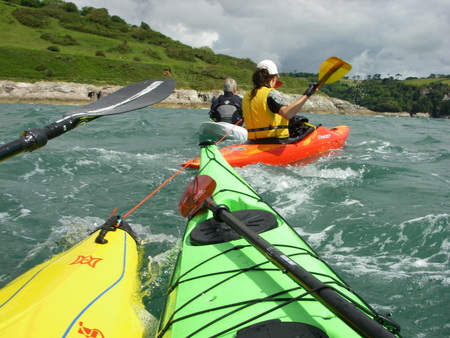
[243,87,289,140]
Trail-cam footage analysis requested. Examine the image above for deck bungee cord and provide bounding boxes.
[158,142,401,337]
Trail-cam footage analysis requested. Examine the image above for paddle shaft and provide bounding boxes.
[0,79,176,162]
[0,115,95,161]
[204,198,396,338]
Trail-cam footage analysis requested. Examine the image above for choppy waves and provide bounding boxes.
[1,105,449,336]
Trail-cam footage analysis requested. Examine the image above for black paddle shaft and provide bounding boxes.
[0,116,87,161]
[205,198,396,338]
[0,79,176,162]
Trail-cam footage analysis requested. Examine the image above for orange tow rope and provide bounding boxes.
[122,162,192,219]
[121,120,243,219]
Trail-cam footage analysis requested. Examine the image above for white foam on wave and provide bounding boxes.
[298,166,364,182]
[237,166,312,216]
[0,212,10,222]
[238,163,364,217]
[273,190,310,217]
[125,221,179,245]
[397,213,450,246]
[358,139,433,165]
[72,146,162,162]
[430,172,450,187]
[294,224,335,248]
[20,163,45,181]
[412,259,428,268]
[61,164,75,176]
[13,208,31,220]
[289,212,450,290]
[238,166,296,194]
[323,245,450,287]
[341,198,364,207]
[75,159,97,166]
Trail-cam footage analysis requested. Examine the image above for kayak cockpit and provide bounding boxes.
[190,209,278,245]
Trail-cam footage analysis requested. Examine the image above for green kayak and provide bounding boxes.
[158,141,401,338]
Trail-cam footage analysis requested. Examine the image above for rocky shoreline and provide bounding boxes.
[0,80,427,118]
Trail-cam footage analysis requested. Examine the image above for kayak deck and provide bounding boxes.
[159,144,400,337]
[184,125,350,168]
[0,226,147,338]
[198,121,248,142]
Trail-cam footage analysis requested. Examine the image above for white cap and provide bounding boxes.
[256,60,279,76]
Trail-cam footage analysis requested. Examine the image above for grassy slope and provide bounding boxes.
[1,1,447,93]
[0,2,306,90]
[0,1,312,92]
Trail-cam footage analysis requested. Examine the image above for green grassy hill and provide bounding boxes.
[2,0,448,117]
[403,78,450,86]
[0,0,311,92]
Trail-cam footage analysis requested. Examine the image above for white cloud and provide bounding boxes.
[70,0,450,78]
[161,22,219,47]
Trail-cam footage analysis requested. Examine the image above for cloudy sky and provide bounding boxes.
[70,0,449,79]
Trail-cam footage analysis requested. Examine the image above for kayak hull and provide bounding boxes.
[198,121,248,142]
[159,144,399,337]
[185,125,349,168]
[0,228,146,338]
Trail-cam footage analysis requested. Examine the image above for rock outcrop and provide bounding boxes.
[0,81,121,105]
[0,80,425,117]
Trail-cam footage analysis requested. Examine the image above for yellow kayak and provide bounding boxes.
[0,219,146,337]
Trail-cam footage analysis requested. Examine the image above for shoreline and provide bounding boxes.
[0,80,429,118]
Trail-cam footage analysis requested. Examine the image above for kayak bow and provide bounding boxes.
[159,142,401,337]
[0,218,147,337]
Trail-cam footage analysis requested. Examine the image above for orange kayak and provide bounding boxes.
[184,125,349,168]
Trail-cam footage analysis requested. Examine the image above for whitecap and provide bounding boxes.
[412,259,428,268]
[13,208,31,220]
[20,164,45,180]
[341,199,364,207]
[294,224,335,248]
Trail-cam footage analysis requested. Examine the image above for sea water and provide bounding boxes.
[0,103,449,337]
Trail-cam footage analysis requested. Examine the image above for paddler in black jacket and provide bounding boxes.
[243,59,317,143]
[209,78,243,126]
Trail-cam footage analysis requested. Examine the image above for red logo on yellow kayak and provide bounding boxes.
[78,321,104,338]
[70,255,103,268]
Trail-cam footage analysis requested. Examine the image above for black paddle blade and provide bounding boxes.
[0,79,176,162]
[179,175,216,218]
[64,79,176,118]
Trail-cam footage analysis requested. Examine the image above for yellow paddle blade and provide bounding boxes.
[318,57,352,84]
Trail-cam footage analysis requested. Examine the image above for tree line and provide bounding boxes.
[320,77,450,118]
[283,71,450,118]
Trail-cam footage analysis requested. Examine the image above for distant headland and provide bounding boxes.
[0,80,428,118]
